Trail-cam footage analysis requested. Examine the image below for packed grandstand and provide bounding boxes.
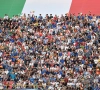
[0,13,99,90]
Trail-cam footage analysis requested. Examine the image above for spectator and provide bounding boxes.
[0,13,100,89]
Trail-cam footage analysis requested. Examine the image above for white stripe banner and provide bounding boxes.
[22,0,72,17]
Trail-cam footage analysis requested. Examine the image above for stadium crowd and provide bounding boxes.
[0,13,100,90]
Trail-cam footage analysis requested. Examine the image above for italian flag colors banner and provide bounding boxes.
[0,0,100,18]
[69,0,100,15]
[0,0,26,18]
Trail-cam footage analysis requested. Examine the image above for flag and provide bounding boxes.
[0,0,100,18]
[69,0,100,15]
